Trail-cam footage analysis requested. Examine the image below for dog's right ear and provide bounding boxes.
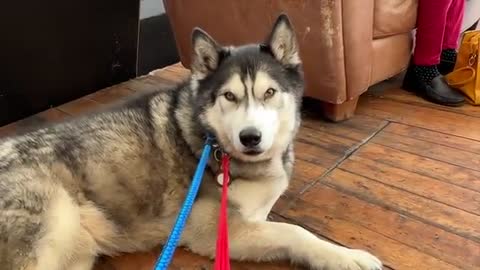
[191,28,222,79]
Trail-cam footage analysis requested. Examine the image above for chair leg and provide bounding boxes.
[322,97,359,122]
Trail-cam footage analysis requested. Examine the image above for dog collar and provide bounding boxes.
[208,135,232,187]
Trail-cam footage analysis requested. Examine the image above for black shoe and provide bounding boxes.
[438,49,457,75]
[402,62,465,107]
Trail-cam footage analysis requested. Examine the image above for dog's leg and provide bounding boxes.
[63,226,98,270]
[68,255,96,270]
[33,188,97,270]
[182,199,382,270]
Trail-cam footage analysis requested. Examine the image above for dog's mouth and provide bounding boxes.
[242,149,263,156]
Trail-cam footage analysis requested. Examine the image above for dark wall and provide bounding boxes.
[137,14,179,76]
[0,1,140,126]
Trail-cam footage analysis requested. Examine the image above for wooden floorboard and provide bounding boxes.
[372,132,480,172]
[383,122,480,155]
[356,94,480,141]
[281,186,479,269]
[339,155,480,215]
[1,63,479,269]
[367,88,480,118]
[84,84,136,104]
[56,97,102,116]
[355,142,480,193]
[324,169,480,242]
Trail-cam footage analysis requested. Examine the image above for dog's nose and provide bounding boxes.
[239,127,262,147]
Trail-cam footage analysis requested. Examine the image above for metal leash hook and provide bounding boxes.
[214,148,224,163]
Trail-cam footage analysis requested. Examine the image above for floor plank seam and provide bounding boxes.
[370,141,480,173]
[300,124,375,144]
[381,130,480,156]
[320,180,480,244]
[379,95,480,119]
[386,120,480,144]
[55,108,75,116]
[356,109,480,143]
[295,137,355,159]
[350,151,480,195]
[55,99,102,116]
[297,121,390,195]
[338,167,480,217]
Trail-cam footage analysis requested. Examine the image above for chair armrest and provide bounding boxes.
[341,0,375,100]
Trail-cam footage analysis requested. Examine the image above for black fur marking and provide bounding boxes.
[259,44,274,57]
[218,49,231,66]
[135,96,156,145]
[171,86,200,157]
[13,135,50,166]
[53,133,84,173]
[242,78,249,103]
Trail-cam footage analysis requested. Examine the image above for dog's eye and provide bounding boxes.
[264,88,276,100]
[224,91,237,102]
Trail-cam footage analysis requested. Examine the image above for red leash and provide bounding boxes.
[214,153,231,270]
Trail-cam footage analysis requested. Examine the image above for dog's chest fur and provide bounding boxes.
[227,158,290,221]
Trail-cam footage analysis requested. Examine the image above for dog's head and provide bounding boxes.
[191,14,304,162]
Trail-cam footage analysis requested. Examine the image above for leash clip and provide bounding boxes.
[213,148,223,162]
[207,134,223,162]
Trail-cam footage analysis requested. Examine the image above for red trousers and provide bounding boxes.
[413,0,465,66]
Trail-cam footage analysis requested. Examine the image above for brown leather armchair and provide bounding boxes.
[163,0,417,121]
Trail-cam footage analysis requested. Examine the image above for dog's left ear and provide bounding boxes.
[191,28,223,79]
[266,14,301,67]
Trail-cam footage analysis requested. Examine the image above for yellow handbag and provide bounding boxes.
[445,30,480,105]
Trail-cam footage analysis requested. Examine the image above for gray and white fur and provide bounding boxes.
[0,14,382,270]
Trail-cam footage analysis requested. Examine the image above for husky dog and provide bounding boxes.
[0,15,382,270]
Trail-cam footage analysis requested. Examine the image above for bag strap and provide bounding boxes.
[447,66,476,87]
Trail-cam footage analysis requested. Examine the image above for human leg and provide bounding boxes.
[403,0,465,106]
[439,0,466,74]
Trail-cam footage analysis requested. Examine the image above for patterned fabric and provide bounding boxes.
[441,48,457,63]
[414,65,440,85]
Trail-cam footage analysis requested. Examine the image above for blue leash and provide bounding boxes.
[153,136,214,270]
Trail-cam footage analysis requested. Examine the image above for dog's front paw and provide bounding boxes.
[345,249,382,270]
[313,248,382,270]
[332,248,382,270]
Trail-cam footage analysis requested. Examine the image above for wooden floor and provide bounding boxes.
[1,64,479,270]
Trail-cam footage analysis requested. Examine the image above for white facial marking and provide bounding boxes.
[234,73,276,154]
[223,73,245,98]
[204,71,297,161]
[204,73,244,155]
